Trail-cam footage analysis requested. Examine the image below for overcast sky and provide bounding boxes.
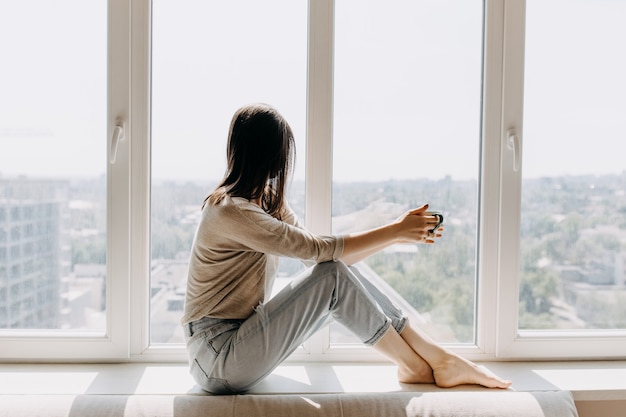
[1,0,624,183]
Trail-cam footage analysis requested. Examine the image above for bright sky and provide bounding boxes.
[1,0,624,183]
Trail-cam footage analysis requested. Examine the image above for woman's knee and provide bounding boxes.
[312,260,351,278]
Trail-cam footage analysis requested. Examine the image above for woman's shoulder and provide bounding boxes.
[203,195,267,221]
[203,195,298,234]
[227,196,268,215]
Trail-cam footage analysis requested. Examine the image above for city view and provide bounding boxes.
[3,0,624,349]
[2,173,625,344]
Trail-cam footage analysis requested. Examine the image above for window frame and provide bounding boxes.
[0,0,131,360]
[495,0,626,359]
[1,0,624,362]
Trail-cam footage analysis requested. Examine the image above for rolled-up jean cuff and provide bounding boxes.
[394,315,408,335]
[363,318,392,346]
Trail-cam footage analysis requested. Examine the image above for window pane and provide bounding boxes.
[519,0,626,331]
[0,1,107,331]
[331,0,484,344]
[150,0,307,344]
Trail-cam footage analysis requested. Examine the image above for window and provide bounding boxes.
[0,0,129,358]
[496,0,626,358]
[330,0,483,347]
[519,0,626,332]
[149,0,308,345]
[0,0,624,361]
[0,2,108,328]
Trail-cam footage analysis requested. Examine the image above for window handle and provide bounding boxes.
[110,119,126,164]
[507,129,521,172]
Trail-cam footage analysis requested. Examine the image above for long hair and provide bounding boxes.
[203,103,295,219]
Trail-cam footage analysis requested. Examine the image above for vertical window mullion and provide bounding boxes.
[304,0,335,357]
[495,0,526,357]
[476,0,507,359]
[107,0,132,358]
[129,0,154,358]
[306,0,334,236]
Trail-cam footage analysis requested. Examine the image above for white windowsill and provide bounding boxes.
[0,361,624,402]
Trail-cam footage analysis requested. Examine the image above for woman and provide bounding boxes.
[182,103,511,394]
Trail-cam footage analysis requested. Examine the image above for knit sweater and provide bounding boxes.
[181,195,344,324]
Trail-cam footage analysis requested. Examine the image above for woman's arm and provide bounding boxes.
[339,204,443,266]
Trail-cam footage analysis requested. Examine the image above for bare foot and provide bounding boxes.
[397,364,435,384]
[432,356,512,389]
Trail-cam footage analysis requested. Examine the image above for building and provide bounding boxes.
[0,178,67,329]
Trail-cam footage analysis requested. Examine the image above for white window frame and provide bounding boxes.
[0,0,132,360]
[495,0,626,359]
[1,0,625,362]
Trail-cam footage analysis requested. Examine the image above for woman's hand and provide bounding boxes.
[393,204,444,244]
[340,203,444,265]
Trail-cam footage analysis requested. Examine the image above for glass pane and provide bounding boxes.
[519,0,626,330]
[0,1,107,331]
[331,0,484,344]
[150,0,307,344]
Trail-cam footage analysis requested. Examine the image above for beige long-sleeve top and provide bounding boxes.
[181,195,344,324]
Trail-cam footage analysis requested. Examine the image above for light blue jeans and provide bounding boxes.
[184,261,407,394]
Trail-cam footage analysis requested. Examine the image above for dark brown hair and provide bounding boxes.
[203,103,295,218]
